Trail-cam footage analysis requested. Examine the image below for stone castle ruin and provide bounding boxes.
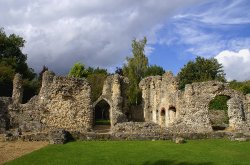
[0,71,249,141]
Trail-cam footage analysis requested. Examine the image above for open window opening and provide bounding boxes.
[160,108,166,126]
[168,106,176,124]
[208,95,230,131]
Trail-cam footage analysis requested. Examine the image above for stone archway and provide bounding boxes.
[93,98,112,132]
[94,99,111,125]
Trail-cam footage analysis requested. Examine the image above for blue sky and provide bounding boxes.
[1,0,250,80]
[148,0,250,80]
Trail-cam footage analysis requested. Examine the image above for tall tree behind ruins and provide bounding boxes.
[123,37,148,105]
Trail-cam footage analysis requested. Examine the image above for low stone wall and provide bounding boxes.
[112,122,162,134]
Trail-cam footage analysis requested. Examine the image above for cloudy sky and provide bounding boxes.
[1,0,250,81]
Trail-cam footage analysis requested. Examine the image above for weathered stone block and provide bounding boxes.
[49,129,70,144]
[174,137,185,144]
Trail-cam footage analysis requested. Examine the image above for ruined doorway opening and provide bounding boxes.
[168,106,176,124]
[94,99,111,132]
[160,108,166,127]
[208,95,230,131]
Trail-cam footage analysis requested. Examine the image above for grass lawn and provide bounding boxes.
[5,139,250,165]
[95,119,110,125]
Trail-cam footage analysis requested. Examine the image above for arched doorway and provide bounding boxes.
[208,95,230,131]
[94,99,111,132]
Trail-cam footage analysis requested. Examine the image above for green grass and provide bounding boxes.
[5,139,250,165]
[95,119,110,125]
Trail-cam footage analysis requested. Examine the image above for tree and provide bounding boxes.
[0,63,15,96]
[115,67,123,76]
[22,78,40,103]
[145,65,165,76]
[0,28,35,79]
[68,62,108,101]
[68,62,88,78]
[123,37,148,105]
[229,80,250,94]
[87,67,107,75]
[86,66,108,101]
[87,73,107,101]
[177,56,225,89]
[0,28,36,97]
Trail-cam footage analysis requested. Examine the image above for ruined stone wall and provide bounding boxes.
[93,74,128,127]
[140,72,179,127]
[245,94,250,128]
[39,71,92,131]
[2,69,248,137]
[176,81,247,133]
[140,72,249,133]
[9,71,92,132]
[1,72,130,135]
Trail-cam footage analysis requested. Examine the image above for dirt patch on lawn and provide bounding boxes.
[0,135,48,164]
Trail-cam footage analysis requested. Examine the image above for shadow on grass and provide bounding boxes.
[142,160,214,165]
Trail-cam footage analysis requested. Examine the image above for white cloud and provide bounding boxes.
[0,0,201,74]
[215,49,250,81]
[174,0,250,25]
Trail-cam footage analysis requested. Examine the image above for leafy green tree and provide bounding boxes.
[145,65,165,76]
[123,37,148,105]
[22,78,40,103]
[229,80,250,94]
[68,62,88,78]
[87,73,107,101]
[0,28,36,97]
[115,67,123,76]
[68,62,108,101]
[87,67,107,75]
[0,63,15,96]
[177,56,226,89]
[0,28,35,79]
[87,67,108,101]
